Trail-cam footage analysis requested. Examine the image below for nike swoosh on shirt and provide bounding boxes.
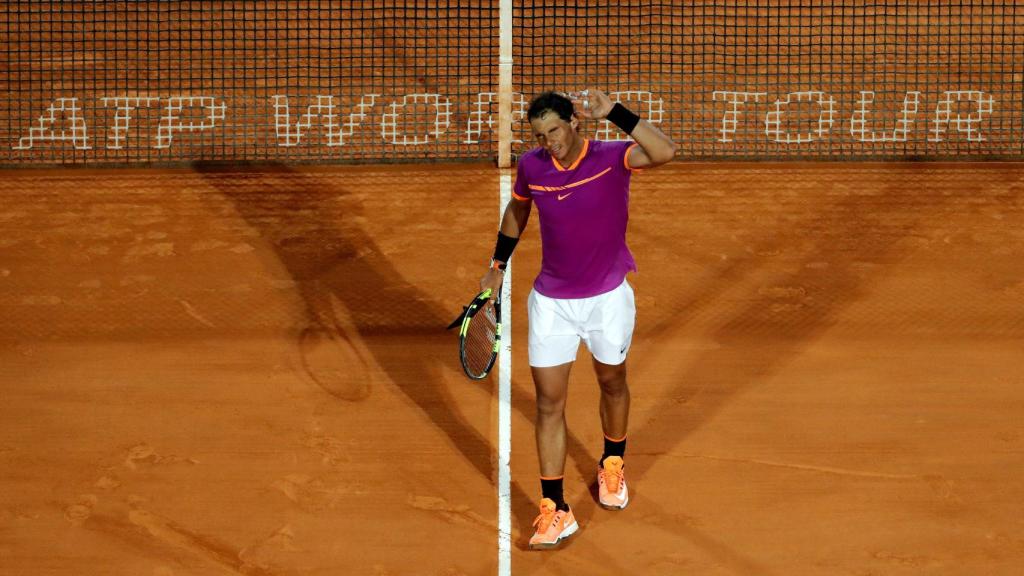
[530,167,614,200]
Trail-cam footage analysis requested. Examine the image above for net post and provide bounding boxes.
[497,0,514,169]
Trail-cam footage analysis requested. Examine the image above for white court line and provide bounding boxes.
[497,0,513,571]
[497,169,513,576]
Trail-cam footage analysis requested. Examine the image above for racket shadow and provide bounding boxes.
[193,162,600,545]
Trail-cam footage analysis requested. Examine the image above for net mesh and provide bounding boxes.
[1,1,498,164]
[2,1,1022,165]
[516,0,1024,159]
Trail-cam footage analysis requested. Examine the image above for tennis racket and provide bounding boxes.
[447,288,502,380]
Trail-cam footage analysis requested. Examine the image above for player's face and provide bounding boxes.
[530,111,581,164]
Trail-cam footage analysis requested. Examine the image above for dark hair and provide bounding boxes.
[527,91,574,123]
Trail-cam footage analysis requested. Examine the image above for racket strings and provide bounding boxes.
[463,303,497,377]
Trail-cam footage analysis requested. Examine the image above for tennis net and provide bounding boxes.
[2,1,1022,165]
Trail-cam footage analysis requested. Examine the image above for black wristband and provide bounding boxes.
[492,232,518,266]
[606,103,640,135]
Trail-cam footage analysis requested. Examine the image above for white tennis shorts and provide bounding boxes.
[527,279,636,368]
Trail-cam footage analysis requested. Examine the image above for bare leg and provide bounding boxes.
[593,357,629,440]
[531,362,574,477]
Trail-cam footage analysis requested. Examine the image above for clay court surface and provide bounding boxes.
[1,162,1023,575]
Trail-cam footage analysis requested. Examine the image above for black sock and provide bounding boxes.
[600,435,627,467]
[540,477,569,511]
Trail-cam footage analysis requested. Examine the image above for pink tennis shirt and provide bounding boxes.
[513,139,640,299]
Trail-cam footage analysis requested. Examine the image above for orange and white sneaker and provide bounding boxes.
[528,498,578,550]
[597,456,629,510]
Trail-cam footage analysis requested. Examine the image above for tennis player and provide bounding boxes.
[480,88,676,549]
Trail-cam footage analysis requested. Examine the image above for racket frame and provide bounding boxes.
[458,288,502,380]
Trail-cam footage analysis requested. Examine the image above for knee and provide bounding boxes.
[536,392,566,418]
[597,372,629,398]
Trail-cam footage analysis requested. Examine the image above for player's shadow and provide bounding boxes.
[624,165,973,482]
[192,162,602,550]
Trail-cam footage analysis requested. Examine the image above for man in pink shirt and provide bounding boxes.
[480,88,676,549]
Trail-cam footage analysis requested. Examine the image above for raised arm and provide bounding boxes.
[571,88,678,169]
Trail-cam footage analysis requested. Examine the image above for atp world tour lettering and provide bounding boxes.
[11,89,997,151]
[13,96,229,151]
[10,91,661,150]
[271,90,662,145]
[713,90,995,143]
